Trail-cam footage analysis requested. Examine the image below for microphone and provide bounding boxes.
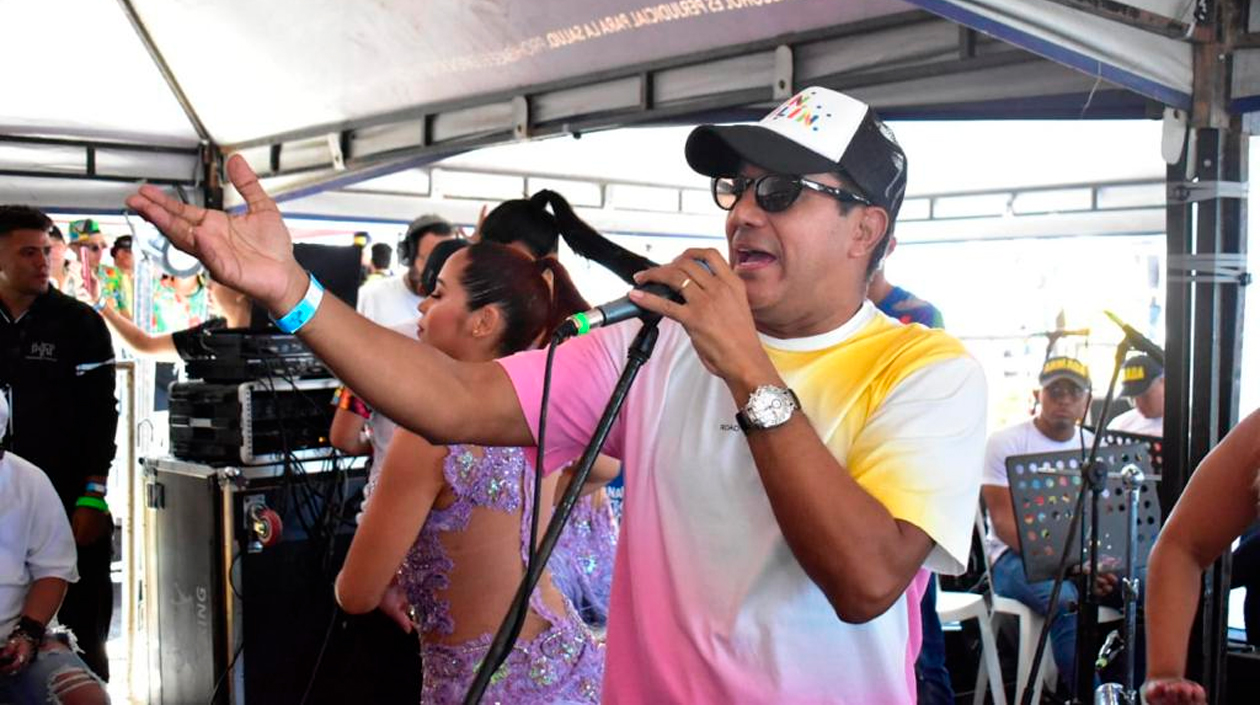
[1031,328,1090,338]
[1095,629,1123,670]
[557,259,713,339]
[1103,311,1165,366]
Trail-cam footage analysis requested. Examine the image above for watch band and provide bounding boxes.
[13,616,46,644]
[273,274,324,334]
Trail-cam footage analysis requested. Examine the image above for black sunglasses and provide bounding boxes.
[1043,382,1087,400]
[711,174,873,213]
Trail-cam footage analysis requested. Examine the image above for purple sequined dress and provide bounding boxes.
[550,492,619,627]
[396,445,603,704]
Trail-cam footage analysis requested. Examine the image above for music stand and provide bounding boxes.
[1005,443,1161,584]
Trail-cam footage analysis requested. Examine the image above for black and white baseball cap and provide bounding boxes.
[685,86,908,221]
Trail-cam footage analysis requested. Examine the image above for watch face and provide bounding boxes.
[747,387,794,427]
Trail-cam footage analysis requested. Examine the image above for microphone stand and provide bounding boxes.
[1020,339,1131,705]
[1117,461,1148,701]
[462,319,661,704]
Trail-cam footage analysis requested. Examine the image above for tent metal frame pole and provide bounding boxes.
[115,0,212,144]
[1165,3,1252,699]
[0,170,191,187]
[225,10,940,153]
[1040,0,1209,40]
[0,134,200,187]
[1195,126,1245,705]
[116,0,224,208]
[1164,123,1249,705]
[0,134,198,156]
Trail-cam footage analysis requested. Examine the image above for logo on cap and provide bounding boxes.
[1043,357,1087,378]
[1040,356,1091,390]
[771,90,831,132]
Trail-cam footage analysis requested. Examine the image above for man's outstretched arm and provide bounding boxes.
[127,155,532,447]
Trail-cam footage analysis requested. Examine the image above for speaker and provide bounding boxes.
[143,458,419,705]
[248,243,361,331]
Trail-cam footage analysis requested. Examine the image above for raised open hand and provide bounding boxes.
[125,154,307,312]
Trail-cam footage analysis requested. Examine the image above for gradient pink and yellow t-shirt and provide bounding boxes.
[499,302,986,704]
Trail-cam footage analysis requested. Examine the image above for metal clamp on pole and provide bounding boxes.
[1167,253,1250,285]
[1167,179,1248,203]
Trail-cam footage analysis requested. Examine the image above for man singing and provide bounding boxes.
[128,86,986,703]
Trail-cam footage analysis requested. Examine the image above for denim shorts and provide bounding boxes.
[0,633,109,705]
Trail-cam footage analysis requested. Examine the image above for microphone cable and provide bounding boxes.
[464,329,564,703]
[528,332,562,564]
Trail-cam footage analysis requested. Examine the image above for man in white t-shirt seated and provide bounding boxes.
[0,395,109,704]
[356,214,455,328]
[982,356,1119,691]
[1108,354,1163,437]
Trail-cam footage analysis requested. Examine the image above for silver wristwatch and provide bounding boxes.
[735,385,801,434]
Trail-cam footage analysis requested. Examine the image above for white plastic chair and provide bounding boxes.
[974,509,1123,705]
[936,574,1008,705]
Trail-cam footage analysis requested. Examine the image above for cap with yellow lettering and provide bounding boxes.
[1039,356,1091,391]
[1120,354,1163,397]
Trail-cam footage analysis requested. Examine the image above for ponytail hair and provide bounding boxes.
[460,242,589,357]
[479,189,655,285]
[534,256,589,339]
[419,238,469,296]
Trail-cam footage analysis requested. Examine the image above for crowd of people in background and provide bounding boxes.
[1,84,1256,705]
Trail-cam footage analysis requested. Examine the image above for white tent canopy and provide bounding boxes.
[0,0,1225,212]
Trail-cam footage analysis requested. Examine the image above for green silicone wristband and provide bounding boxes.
[75,496,109,513]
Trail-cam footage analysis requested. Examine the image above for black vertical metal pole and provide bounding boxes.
[1165,124,1249,704]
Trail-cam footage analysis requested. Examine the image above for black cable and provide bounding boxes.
[267,353,358,566]
[493,333,563,673]
[467,330,565,700]
[297,605,341,705]
[259,359,317,538]
[527,334,562,563]
[265,355,352,549]
[261,357,354,701]
[228,550,244,600]
[464,322,658,704]
[207,637,246,705]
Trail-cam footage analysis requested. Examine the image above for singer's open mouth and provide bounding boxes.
[735,247,777,270]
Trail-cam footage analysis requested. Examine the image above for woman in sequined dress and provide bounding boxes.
[549,480,619,628]
[335,242,606,704]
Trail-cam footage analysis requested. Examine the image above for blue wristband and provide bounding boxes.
[85,481,108,496]
[273,275,325,334]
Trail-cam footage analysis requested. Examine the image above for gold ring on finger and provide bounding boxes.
[679,278,692,290]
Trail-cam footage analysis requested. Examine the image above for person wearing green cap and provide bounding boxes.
[66,220,131,318]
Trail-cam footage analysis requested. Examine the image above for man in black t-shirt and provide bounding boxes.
[0,205,118,680]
